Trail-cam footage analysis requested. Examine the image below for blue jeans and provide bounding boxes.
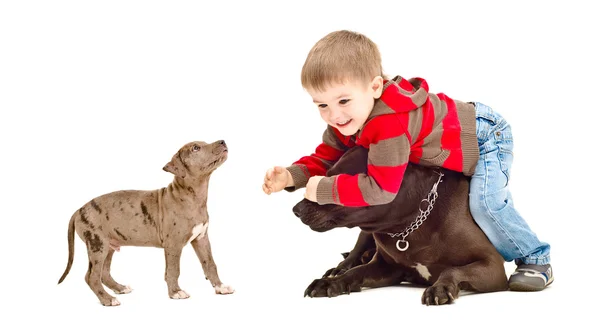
[469,102,551,265]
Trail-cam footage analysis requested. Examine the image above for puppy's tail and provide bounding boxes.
[58,213,76,284]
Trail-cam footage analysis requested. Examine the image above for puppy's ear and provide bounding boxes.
[163,153,186,178]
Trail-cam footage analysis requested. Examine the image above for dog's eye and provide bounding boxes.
[192,145,201,152]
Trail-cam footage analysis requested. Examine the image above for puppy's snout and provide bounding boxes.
[213,140,228,154]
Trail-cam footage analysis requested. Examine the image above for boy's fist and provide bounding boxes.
[263,166,293,194]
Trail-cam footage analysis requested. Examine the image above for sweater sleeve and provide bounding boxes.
[316,115,410,206]
[284,125,349,192]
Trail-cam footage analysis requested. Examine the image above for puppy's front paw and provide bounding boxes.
[114,285,132,294]
[101,297,121,307]
[170,290,190,299]
[215,284,234,294]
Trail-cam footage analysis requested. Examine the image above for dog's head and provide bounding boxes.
[163,140,228,178]
[291,146,382,232]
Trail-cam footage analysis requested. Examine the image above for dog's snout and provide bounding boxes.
[292,203,302,218]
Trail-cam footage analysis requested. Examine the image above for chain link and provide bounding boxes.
[387,171,444,251]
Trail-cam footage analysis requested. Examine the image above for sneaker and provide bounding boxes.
[508,264,553,291]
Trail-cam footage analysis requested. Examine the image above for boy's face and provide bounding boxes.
[308,77,383,136]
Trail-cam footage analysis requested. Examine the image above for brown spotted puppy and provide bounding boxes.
[58,140,234,306]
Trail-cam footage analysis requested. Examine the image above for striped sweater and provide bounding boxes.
[286,75,479,207]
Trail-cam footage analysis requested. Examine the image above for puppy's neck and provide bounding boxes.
[169,175,210,202]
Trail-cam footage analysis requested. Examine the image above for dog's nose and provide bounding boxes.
[292,203,302,218]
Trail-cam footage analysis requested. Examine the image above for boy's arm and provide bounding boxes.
[315,116,410,207]
[284,126,349,192]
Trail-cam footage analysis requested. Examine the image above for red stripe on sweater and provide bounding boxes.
[336,174,368,206]
[293,143,345,176]
[438,93,463,171]
[367,163,408,194]
[315,143,345,162]
[398,78,415,92]
[360,114,410,145]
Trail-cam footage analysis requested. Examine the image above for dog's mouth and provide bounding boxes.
[208,156,225,168]
[294,208,338,232]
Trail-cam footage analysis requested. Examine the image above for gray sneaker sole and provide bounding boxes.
[509,279,553,292]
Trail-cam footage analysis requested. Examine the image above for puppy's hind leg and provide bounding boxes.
[83,231,120,306]
[102,248,132,295]
[164,246,189,299]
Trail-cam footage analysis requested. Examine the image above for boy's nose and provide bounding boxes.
[328,108,343,122]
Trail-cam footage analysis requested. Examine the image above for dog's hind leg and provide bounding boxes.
[164,246,189,299]
[83,231,120,306]
[101,249,132,295]
[323,231,376,278]
[305,253,405,297]
[421,259,508,306]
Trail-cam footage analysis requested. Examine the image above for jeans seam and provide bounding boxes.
[481,150,527,260]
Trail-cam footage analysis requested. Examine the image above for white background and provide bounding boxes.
[1,0,597,329]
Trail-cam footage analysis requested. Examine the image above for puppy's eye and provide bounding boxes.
[192,145,201,152]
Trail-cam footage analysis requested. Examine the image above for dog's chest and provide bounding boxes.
[186,222,208,244]
[374,234,441,283]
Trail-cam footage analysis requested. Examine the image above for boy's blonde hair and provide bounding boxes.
[301,30,385,92]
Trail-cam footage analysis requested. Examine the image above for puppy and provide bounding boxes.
[58,140,234,306]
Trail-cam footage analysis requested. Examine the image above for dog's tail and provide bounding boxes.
[58,213,76,284]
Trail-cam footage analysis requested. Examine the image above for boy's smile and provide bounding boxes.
[307,77,383,136]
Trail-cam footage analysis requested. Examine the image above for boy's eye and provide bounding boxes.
[318,104,328,109]
[339,99,350,105]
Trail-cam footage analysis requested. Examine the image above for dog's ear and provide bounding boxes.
[327,146,369,176]
[163,153,186,178]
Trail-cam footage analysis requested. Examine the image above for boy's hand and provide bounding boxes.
[263,166,293,195]
[305,176,324,202]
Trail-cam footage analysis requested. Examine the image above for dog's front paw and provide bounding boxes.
[101,297,121,307]
[114,285,132,294]
[170,290,190,299]
[214,284,235,295]
[304,278,357,298]
[322,266,349,278]
[421,282,459,306]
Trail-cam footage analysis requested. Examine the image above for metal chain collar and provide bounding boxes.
[387,171,444,251]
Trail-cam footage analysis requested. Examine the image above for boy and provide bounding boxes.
[263,30,552,291]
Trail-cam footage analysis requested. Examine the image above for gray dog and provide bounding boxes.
[58,140,234,306]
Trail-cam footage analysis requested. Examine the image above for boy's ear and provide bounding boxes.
[371,76,384,99]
